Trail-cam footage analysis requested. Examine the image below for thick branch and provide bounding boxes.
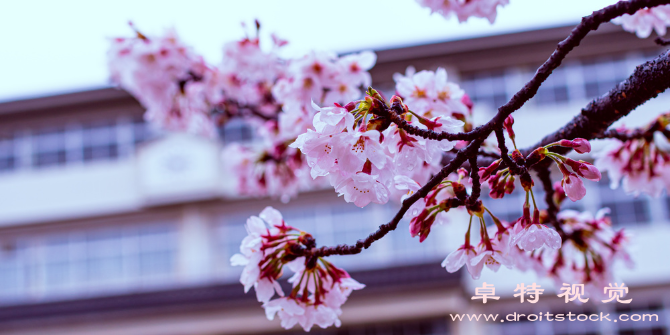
[523,49,670,157]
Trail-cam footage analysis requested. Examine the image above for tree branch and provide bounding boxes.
[523,49,670,157]
[302,0,670,258]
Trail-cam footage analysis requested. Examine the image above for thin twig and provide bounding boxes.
[655,37,670,46]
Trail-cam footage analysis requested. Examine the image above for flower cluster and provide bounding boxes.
[613,4,670,38]
[525,138,601,201]
[442,197,561,280]
[231,207,364,331]
[443,125,600,280]
[109,24,376,201]
[415,0,510,23]
[108,25,222,137]
[595,116,670,197]
[515,184,633,300]
[221,49,376,201]
[292,68,467,208]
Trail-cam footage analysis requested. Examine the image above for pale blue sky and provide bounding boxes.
[0,0,616,102]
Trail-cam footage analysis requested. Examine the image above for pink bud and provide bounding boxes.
[478,167,487,180]
[489,188,504,199]
[503,115,515,139]
[409,210,435,243]
[559,138,591,154]
[504,176,515,194]
[562,173,586,201]
[479,160,501,181]
[344,101,357,112]
[409,210,428,237]
[565,158,601,181]
[578,162,601,181]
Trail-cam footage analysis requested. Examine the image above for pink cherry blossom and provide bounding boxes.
[230,207,293,302]
[469,248,513,280]
[415,0,510,24]
[562,173,586,201]
[334,172,390,208]
[336,51,377,88]
[442,244,478,274]
[513,223,562,251]
[595,132,670,197]
[565,159,601,181]
[232,208,364,331]
[613,5,670,38]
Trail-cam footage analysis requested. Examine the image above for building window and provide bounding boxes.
[535,67,570,105]
[0,116,160,174]
[82,123,119,162]
[581,56,636,100]
[460,69,509,110]
[133,117,157,145]
[0,137,16,172]
[220,119,254,144]
[597,179,650,226]
[0,222,178,303]
[32,129,67,168]
[0,242,28,301]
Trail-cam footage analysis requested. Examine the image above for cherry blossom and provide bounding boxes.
[595,120,670,197]
[229,207,292,302]
[442,244,478,273]
[108,27,220,136]
[415,0,510,23]
[513,221,562,251]
[613,4,670,38]
[231,208,363,331]
[109,24,378,202]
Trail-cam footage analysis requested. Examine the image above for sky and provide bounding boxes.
[0,0,616,102]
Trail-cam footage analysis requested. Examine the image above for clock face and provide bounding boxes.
[163,152,190,174]
[137,134,221,201]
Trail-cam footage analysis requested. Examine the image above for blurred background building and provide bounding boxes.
[0,23,668,335]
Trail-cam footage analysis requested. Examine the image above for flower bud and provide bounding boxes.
[478,159,501,181]
[525,147,547,166]
[520,173,534,191]
[504,115,515,140]
[452,182,468,200]
[410,209,436,243]
[558,138,591,154]
[344,101,357,112]
[511,150,525,165]
[504,175,516,194]
[562,173,586,201]
[565,158,601,181]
